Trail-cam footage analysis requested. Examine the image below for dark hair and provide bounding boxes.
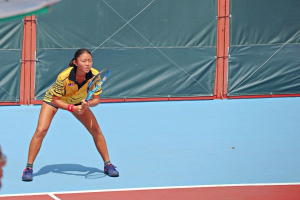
[69,48,92,67]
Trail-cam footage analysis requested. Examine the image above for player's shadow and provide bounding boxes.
[33,164,106,179]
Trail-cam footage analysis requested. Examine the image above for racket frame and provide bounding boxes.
[85,68,110,101]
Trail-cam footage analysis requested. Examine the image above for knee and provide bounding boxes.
[89,126,102,137]
[34,126,49,139]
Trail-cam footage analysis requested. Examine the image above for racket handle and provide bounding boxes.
[85,93,92,102]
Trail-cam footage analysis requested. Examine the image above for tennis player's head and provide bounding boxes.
[69,48,93,74]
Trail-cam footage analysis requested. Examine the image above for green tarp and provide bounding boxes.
[35,0,217,100]
[0,0,60,102]
[0,20,23,102]
[228,0,300,96]
[2,0,299,103]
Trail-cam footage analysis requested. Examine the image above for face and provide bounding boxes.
[74,52,93,74]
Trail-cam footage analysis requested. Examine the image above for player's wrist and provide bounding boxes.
[67,104,74,112]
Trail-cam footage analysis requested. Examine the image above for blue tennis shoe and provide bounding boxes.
[104,163,119,177]
[22,167,33,181]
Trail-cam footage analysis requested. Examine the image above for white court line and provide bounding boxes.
[0,182,299,197]
[48,193,61,200]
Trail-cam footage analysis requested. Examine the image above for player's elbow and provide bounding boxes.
[96,98,100,104]
[92,96,100,105]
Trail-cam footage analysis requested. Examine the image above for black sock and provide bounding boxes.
[26,163,33,168]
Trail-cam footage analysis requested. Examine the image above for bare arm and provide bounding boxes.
[88,95,100,107]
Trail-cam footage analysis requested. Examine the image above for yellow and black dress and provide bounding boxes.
[43,67,102,107]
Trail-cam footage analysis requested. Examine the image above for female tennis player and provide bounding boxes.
[22,49,119,181]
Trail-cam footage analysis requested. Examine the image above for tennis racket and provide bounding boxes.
[85,68,110,101]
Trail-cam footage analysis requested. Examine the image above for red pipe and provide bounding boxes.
[215,0,230,99]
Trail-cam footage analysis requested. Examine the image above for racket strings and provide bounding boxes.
[94,0,211,95]
[88,74,102,92]
[93,75,102,89]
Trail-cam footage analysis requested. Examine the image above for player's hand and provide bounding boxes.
[73,105,85,114]
[81,100,89,110]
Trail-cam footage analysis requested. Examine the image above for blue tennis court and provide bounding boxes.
[1,0,300,199]
[0,97,299,199]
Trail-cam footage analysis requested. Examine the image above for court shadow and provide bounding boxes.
[33,164,106,179]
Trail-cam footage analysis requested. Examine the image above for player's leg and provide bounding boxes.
[72,108,119,177]
[22,102,58,181]
[27,102,58,164]
[72,108,110,161]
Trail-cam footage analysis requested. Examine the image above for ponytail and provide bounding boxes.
[69,58,76,67]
